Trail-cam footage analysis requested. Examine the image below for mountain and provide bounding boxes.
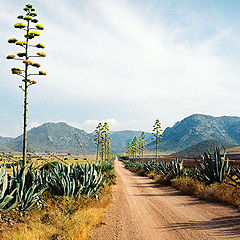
[150,114,240,152]
[110,130,152,152]
[0,136,13,145]
[0,137,14,152]
[1,123,152,153]
[6,122,95,153]
[1,114,240,154]
[172,139,236,156]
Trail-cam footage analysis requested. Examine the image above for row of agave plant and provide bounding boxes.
[121,157,187,184]
[120,147,240,187]
[0,160,114,212]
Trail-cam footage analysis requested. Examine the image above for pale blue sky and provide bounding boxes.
[0,0,240,136]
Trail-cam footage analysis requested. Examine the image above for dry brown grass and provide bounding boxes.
[172,177,240,208]
[140,169,240,209]
[146,172,156,179]
[172,177,205,197]
[0,185,112,240]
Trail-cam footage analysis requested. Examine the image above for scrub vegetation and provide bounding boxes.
[120,146,240,209]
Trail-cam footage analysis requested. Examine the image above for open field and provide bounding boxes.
[0,153,97,165]
[133,146,240,168]
[0,152,98,175]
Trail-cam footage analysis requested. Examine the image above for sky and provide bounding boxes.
[0,0,240,137]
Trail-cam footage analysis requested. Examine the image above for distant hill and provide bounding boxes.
[148,114,240,152]
[0,123,152,153]
[0,136,13,145]
[1,114,240,154]
[6,122,95,153]
[172,139,237,156]
[0,137,14,152]
[110,130,152,152]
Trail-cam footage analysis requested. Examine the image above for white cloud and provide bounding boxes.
[0,0,239,136]
[69,118,137,133]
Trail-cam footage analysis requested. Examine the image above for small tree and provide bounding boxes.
[6,4,46,166]
[152,119,163,160]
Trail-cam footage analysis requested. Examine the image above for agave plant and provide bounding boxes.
[166,158,186,180]
[226,167,240,189]
[0,163,47,212]
[12,163,47,211]
[46,162,105,198]
[195,147,232,185]
[0,166,17,211]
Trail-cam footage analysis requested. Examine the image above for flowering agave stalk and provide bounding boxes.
[152,119,163,160]
[94,123,103,161]
[125,142,130,158]
[102,122,111,161]
[138,132,147,162]
[95,122,111,162]
[130,137,138,160]
[6,4,46,166]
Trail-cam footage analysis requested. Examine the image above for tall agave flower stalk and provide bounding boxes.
[102,122,111,161]
[138,132,147,162]
[152,119,163,160]
[6,4,46,166]
[94,123,103,161]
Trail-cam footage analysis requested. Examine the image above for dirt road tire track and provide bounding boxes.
[91,158,240,240]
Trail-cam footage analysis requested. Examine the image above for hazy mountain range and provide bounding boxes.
[1,114,240,154]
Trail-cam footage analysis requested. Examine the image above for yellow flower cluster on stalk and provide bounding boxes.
[23,60,34,64]
[6,3,47,166]
[36,43,45,48]
[36,24,44,30]
[152,119,163,160]
[39,71,46,75]
[15,41,27,46]
[22,79,37,84]
[7,4,47,84]
[17,52,26,57]
[6,54,15,59]
[11,67,22,75]
[94,122,112,161]
[37,52,46,57]
[8,38,18,43]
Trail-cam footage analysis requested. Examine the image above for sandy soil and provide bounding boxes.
[91,158,240,240]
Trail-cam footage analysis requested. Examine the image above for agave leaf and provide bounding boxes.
[0,165,6,180]
[0,173,8,199]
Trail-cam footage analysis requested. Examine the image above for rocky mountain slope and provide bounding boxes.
[149,114,240,152]
[1,114,240,153]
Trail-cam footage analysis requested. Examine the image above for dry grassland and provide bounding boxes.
[0,182,112,240]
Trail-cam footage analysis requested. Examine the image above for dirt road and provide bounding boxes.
[91,158,240,240]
